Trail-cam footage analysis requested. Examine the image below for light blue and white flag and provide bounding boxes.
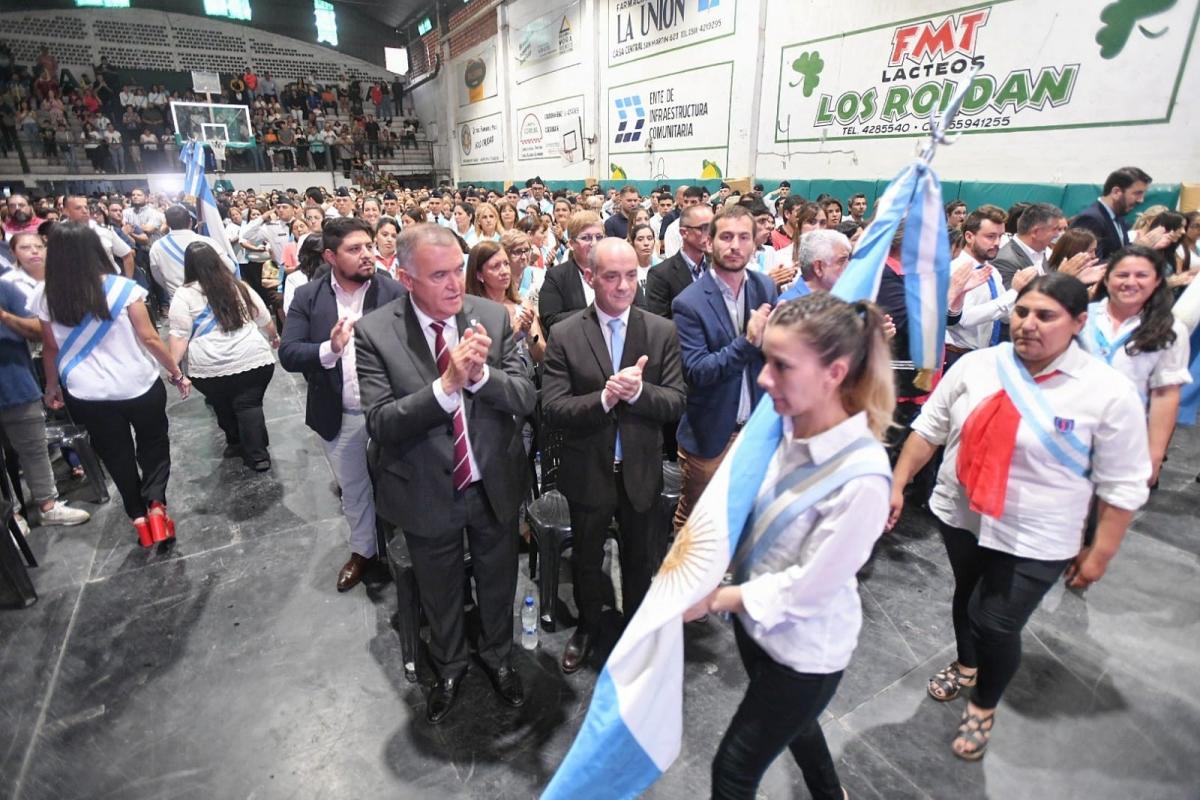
[542,159,949,800]
[832,159,949,374]
[180,141,240,275]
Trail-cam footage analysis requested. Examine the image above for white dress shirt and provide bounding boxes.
[714,273,752,424]
[945,251,1016,351]
[1078,301,1192,404]
[576,266,596,307]
[410,300,490,483]
[738,412,891,674]
[89,219,132,273]
[1011,235,1045,274]
[662,218,683,258]
[595,304,643,413]
[912,342,1150,560]
[318,274,369,412]
[149,230,236,299]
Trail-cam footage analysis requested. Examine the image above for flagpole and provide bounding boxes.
[917,65,982,166]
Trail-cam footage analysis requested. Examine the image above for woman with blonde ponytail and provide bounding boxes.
[686,293,895,800]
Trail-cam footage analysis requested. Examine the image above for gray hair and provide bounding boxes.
[395,222,463,271]
[1016,202,1064,235]
[797,229,851,280]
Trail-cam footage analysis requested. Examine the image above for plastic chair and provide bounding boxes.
[0,499,37,609]
[43,422,110,504]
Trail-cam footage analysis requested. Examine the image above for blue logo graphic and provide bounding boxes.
[1054,417,1075,434]
[698,0,719,9]
[614,95,645,144]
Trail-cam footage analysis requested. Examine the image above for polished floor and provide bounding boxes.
[2,368,1198,800]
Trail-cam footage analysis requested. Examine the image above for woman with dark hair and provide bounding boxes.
[283,234,323,316]
[1145,211,1195,286]
[373,217,400,278]
[1079,244,1190,485]
[167,242,279,471]
[465,240,544,364]
[628,222,661,285]
[1046,228,1105,287]
[34,223,190,547]
[890,272,1150,761]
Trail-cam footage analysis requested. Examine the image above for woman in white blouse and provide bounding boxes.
[1078,244,1191,486]
[373,217,399,279]
[451,202,477,247]
[889,272,1150,761]
[36,224,191,548]
[685,294,895,800]
[168,242,278,471]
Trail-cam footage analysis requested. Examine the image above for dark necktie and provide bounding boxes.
[430,321,473,491]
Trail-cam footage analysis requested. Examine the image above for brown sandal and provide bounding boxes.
[928,661,977,702]
[952,706,994,761]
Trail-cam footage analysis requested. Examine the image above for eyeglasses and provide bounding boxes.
[509,247,531,257]
[574,234,604,243]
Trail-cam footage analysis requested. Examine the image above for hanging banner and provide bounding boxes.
[773,0,1200,143]
[608,0,739,67]
[517,95,586,161]
[608,60,732,154]
[456,41,499,107]
[511,1,582,83]
[458,112,505,167]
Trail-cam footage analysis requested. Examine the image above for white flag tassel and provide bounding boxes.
[179,141,240,275]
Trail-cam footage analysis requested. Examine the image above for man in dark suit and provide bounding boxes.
[279,217,405,593]
[992,202,1063,288]
[1070,166,1151,261]
[542,238,686,674]
[671,205,776,532]
[645,203,713,318]
[354,224,536,724]
[538,210,603,336]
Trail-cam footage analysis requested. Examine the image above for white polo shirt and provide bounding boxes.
[1078,300,1192,404]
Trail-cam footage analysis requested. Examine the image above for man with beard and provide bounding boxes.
[279,217,405,592]
[944,205,1038,370]
[3,194,43,236]
[122,187,166,278]
[1070,166,1152,261]
[670,205,776,532]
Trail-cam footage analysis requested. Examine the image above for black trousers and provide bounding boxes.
[568,469,662,633]
[711,619,844,800]
[190,364,274,463]
[939,522,1071,709]
[402,482,517,678]
[66,381,170,519]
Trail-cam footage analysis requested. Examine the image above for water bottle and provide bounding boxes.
[520,595,539,650]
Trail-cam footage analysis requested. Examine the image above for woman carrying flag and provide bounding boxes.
[33,223,191,548]
[888,272,1150,761]
[1076,245,1190,487]
[685,293,895,800]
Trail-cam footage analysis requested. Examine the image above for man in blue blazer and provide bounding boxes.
[671,205,778,531]
[1069,166,1151,261]
[279,217,406,592]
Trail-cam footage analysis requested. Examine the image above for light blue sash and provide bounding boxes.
[56,275,138,386]
[191,305,218,338]
[160,233,187,269]
[1082,301,1135,364]
[995,342,1091,478]
[730,436,891,581]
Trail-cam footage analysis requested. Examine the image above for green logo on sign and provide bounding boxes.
[789,51,825,97]
[1096,0,1176,59]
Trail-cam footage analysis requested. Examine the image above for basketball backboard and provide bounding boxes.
[170,102,253,146]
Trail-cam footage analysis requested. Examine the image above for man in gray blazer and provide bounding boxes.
[991,202,1063,288]
[355,224,537,724]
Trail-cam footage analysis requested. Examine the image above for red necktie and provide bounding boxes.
[430,321,473,492]
[956,371,1059,519]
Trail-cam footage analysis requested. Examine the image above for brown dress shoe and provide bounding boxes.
[336,553,372,592]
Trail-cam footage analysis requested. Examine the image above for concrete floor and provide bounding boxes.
[2,368,1198,800]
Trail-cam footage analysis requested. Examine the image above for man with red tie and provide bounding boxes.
[355,224,537,724]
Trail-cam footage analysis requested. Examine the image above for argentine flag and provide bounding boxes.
[542,159,951,799]
[180,141,240,272]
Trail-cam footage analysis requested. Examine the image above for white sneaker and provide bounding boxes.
[38,501,91,527]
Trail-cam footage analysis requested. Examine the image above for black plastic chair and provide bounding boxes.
[43,422,109,504]
[0,499,37,609]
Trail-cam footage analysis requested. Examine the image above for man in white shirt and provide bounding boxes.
[63,195,134,276]
[991,203,1064,289]
[944,206,1038,367]
[662,186,705,258]
[149,205,235,299]
[517,178,553,216]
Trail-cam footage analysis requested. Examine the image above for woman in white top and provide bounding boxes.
[36,223,191,548]
[628,223,661,287]
[168,242,278,471]
[282,235,323,318]
[889,272,1150,761]
[685,294,895,800]
[1078,244,1191,485]
[500,229,545,306]
[473,201,502,243]
[451,201,477,247]
[373,217,399,278]
[464,240,544,364]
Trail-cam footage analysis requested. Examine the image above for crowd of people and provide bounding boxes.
[1,162,1197,798]
[0,45,421,176]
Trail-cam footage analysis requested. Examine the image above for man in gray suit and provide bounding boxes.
[991,202,1064,289]
[355,224,537,724]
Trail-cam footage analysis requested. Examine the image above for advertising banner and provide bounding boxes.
[773,0,1199,143]
[607,0,738,67]
[512,1,582,83]
[458,112,505,166]
[517,95,586,161]
[457,41,499,107]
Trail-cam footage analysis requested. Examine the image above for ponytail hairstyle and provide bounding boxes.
[182,241,254,333]
[767,293,896,438]
[1092,244,1177,355]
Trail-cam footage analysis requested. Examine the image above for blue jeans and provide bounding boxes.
[712,619,844,800]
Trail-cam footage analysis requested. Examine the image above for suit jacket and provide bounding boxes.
[541,305,686,513]
[672,269,777,458]
[990,238,1037,290]
[278,271,405,441]
[645,251,701,319]
[1070,200,1128,262]
[355,294,537,534]
[539,256,647,336]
